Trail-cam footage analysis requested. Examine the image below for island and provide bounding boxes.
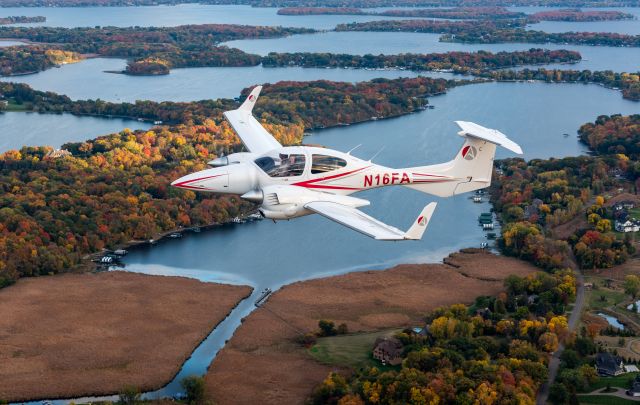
[528,9,635,22]
[336,20,640,47]
[0,16,45,25]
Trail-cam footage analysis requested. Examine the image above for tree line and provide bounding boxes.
[337,19,640,47]
[262,49,582,73]
[310,270,581,404]
[278,6,634,22]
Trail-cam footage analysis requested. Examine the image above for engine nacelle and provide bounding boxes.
[208,152,255,167]
[257,185,314,220]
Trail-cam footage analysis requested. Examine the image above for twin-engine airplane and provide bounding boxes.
[172,86,523,241]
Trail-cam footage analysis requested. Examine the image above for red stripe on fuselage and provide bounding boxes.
[292,166,371,191]
[173,174,224,190]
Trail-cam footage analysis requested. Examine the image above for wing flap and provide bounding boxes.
[305,201,437,241]
[224,86,281,154]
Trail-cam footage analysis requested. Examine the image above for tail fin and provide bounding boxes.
[405,121,522,198]
[404,202,437,240]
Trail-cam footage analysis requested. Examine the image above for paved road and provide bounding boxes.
[580,387,640,401]
[536,269,585,405]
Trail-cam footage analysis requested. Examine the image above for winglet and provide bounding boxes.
[404,202,437,240]
[239,85,262,112]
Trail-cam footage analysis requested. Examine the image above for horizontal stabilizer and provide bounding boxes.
[455,121,523,155]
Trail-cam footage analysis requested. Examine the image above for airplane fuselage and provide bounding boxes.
[172,145,453,198]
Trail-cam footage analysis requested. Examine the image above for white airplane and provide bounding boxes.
[172,86,522,241]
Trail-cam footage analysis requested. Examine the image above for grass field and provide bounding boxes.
[579,395,639,404]
[587,373,639,391]
[308,329,401,370]
[3,101,29,112]
[587,286,628,311]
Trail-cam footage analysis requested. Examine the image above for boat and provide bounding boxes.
[480,242,488,248]
[168,232,182,239]
[190,226,201,233]
[473,196,482,203]
[113,249,128,256]
[231,217,244,224]
[255,288,273,307]
[486,232,497,240]
[482,223,495,230]
[246,213,263,221]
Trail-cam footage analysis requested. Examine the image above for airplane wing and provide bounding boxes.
[304,201,437,241]
[224,85,282,154]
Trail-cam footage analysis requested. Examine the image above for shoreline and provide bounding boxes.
[205,249,540,404]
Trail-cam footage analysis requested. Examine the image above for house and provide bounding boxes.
[614,210,629,221]
[584,282,593,290]
[627,375,640,397]
[596,352,625,376]
[527,294,539,305]
[44,149,72,159]
[614,201,635,211]
[615,219,640,233]
[372,337,403,366]
[476,307,492,319]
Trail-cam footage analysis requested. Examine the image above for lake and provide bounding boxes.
[0,4,638,34]
[224,31,640,73]
[1,58,452,102]
[0,4,417,30]
[0,111,151,152]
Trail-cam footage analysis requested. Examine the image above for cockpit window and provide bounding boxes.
[254,153,306,177]
[311,154,347,174]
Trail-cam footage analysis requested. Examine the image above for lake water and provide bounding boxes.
[0,4,638,34]
[0,111,151,152]
[0,40,26,47]
[224,31,640,73]
[1,58,452,102]
[598,312,625,329]
[0,4,417,30]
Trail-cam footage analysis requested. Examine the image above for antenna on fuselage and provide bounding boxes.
[347,144,362,155]
[368,146,385,162]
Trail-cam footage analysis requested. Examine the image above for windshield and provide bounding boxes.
[254,152,306,177]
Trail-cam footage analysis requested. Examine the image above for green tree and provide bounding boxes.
[181,375,206,405]
[118,385,140,405]
[560,349,580,368]
[624,275,640,298]
[549,382,568,404]
[318,320,337,336]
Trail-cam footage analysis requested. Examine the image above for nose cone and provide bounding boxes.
[171,168,228,192]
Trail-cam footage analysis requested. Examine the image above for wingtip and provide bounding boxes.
[404,202,437,240]
[239,85,263,111]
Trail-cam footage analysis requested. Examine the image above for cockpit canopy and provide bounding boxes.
[254,149,348,178]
